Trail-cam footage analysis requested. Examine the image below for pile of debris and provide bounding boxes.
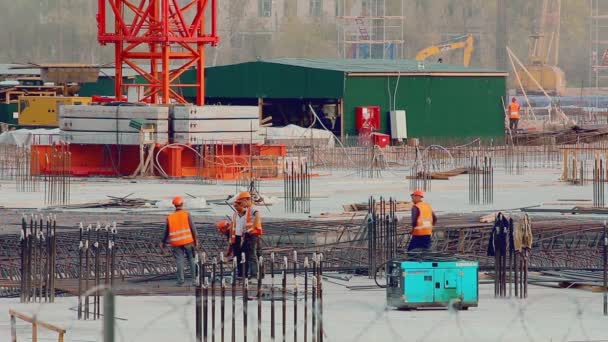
[52,194,157,209]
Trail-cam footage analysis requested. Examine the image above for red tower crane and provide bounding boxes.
[97,0,218,105]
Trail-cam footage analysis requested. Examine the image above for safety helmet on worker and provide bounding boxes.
[235,191,252,202]
[172,196,184,207]
[512,97,517,102]
[216,220,231,234]
[411,190,425,198]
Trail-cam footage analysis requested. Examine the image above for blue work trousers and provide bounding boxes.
[172,244,196,285]
[408,235,432,251]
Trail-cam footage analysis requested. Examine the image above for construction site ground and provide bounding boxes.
[0,168,594,224]
[2,168,607,341]
[0,282,606,342]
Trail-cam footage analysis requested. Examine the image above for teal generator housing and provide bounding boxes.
[386,259,479,310]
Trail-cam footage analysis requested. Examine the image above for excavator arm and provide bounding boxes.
[415,34,474,67]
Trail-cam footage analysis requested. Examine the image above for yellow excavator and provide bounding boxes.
[415,34,474,67]
[511,0,566,96]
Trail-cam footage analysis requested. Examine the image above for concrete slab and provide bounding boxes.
[0,168,594,221]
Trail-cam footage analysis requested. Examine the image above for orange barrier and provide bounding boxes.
[31,142,287,179]
[158,143,287,180]
[31,144,142,176]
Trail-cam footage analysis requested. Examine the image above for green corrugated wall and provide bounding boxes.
[79,77,138,97]
[181,62,345,100]
[343,76,506,138]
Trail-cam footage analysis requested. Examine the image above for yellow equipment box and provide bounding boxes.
[18,96,92,127]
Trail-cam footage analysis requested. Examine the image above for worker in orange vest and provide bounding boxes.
[408,190,437,251]
[508,97,521,131]
[161,196,198,286]
[229,191,263,279]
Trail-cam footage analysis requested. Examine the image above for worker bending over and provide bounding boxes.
[508,97,521,131]
[216,219,232,257]
[161,196,199,286]
[408,190,437,251]
[229,192,263,279]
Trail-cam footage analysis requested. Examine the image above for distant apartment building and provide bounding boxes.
[215,0,406,62]
[217,0,338,55]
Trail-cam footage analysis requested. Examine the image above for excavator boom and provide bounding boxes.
[415,34,474,67]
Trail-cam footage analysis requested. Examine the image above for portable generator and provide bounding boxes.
[386,255,479,310]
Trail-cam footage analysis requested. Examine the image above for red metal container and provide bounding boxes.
[371,133,390,148]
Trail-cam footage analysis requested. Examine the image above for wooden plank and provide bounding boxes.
[9,309,66,335]
[342,201,412,212]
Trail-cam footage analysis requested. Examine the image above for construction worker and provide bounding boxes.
[408,190,437,251]
[230,191,262,279]
[508,97,521,131]
[161,196,198,286]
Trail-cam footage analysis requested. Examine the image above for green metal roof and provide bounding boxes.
[259,58,506,74]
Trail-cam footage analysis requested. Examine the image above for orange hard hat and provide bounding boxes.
[235,191,252,202]
[411,190,425,197]
[172,196,184,207]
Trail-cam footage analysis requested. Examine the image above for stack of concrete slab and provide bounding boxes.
[59,105,169,145]
[172,105,262,145]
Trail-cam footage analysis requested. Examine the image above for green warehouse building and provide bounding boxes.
[193,58,507,140]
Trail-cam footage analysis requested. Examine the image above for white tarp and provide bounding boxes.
[265,124,335,148]
[0,128,60,146]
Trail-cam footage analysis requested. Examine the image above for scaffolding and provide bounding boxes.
[337,0,405,59]
[590,0,608,88]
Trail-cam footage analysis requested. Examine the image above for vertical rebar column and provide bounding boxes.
[26,215,33,303]
[78,223,84,319]
[220,254,225,342]
[110,223,116,287]
[85,224,91,319]
[19,215,27,303]
[282,257,287,342]
[196,254,202,342]
[602,221,608,316]
[243,254,248,342]
[293,251,298,342]
[212,257,216,342]
[203,253,208,342]
[94,224,101,319]
[304,257,309,342]
[311,273,317,342]
[257,256,263,342]
[317,254,324,342]
[367,197,373,278]
[270,253,275,341]
[232,257,236,342]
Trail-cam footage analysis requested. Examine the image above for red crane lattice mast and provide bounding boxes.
[97,0,218,105]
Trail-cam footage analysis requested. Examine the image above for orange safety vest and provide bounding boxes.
[230,207,263,244]
[167,210,195,247]
[508,102,520,120]
[412,202,433,237]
